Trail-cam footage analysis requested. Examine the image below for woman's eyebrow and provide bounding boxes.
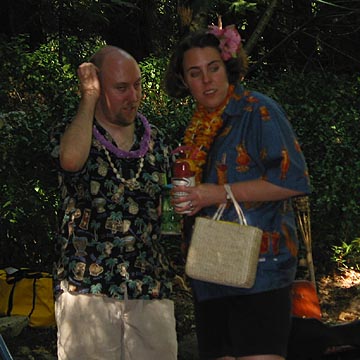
[185,60,221,72]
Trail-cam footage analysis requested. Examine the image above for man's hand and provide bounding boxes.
[77,62,101,99]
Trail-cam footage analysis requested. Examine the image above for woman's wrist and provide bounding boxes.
[217,184,229,204]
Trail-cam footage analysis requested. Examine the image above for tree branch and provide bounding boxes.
[244,0,279,56]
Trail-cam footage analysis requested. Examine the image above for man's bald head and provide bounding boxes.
[89,46,135,71]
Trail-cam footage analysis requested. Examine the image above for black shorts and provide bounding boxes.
[194,286,292,359]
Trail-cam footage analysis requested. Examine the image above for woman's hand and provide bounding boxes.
[171,179,305,216]
[171,183,226,215]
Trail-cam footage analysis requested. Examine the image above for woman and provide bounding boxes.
[164,25,311,360]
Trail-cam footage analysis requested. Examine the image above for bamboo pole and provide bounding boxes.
[294,196,317,290]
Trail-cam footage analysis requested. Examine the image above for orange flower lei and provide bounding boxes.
[183,85,235,183]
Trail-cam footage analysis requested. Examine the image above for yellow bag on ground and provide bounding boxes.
[0,268,55,327]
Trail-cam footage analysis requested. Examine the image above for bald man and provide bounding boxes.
[51,46,177,360]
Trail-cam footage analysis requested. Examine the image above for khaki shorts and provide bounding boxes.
[55,291,178,360]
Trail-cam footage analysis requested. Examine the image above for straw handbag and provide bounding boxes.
[185,184,263,288]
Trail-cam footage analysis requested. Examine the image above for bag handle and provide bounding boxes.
[6,269,42,284]
[212,184,247,225]
[6,271,38,319]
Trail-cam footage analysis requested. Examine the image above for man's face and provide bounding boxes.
[98,54,142,127]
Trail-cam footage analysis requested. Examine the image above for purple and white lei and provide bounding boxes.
[93,112,151,158]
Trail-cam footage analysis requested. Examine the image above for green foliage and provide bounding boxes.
[229,0,258,13]
[332,238,360,271]
[0,35,103,271]
[139,56,194,148]
[0,109,58,270]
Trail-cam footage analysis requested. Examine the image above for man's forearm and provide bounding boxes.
[59,96,97,172]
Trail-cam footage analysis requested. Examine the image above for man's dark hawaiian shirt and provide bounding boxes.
[51,115,174,300]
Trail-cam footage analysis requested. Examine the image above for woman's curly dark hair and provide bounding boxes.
[164,28,248,99]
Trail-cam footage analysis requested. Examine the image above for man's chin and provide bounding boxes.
[117,113,137,127]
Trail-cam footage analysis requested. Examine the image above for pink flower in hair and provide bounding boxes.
[208,25,223,38]
[208,24,242,61]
